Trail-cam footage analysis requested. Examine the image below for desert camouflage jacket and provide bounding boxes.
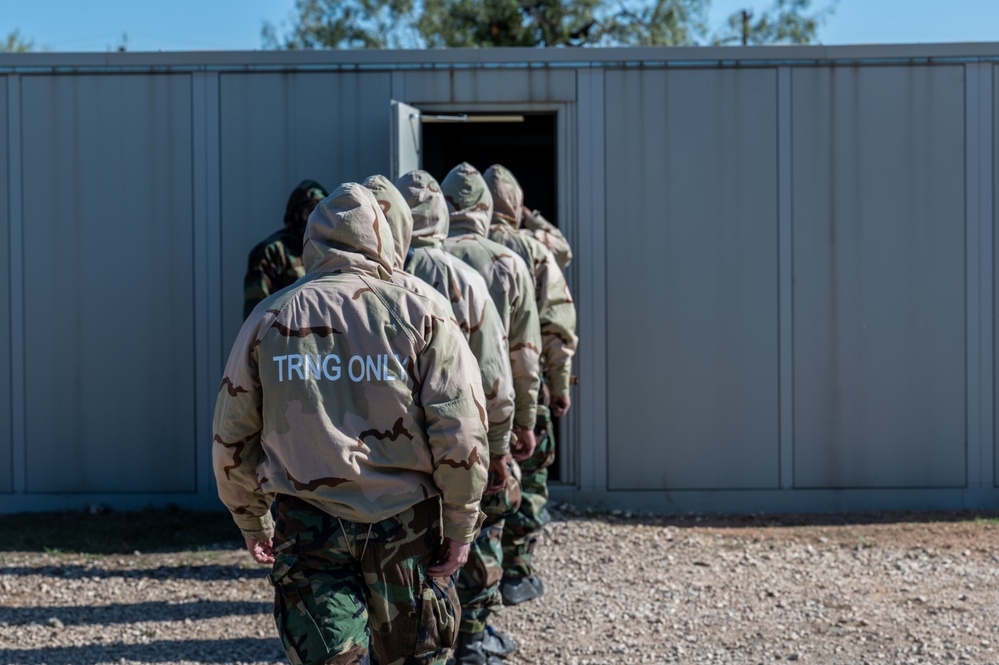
[213,183,488,544]
[394,170,516,455]
[522,209,572,269]
[484,164,578,398]
[441,162,541,430]
[364,173,515,457]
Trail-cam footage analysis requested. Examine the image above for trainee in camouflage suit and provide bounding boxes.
[440,162,542,664]
[392,170,529,663]
[484,164,578,607]
[392,171,517,458]
[213,183,488,665]
[364,173,516,500]
[243,180,328,319]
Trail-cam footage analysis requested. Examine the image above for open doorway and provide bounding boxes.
[422,112,558,230]
[421,111,565,483]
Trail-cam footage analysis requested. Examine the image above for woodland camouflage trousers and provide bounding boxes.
[270,495,458,665]
[455,456,521,633]
[502,402,555,580]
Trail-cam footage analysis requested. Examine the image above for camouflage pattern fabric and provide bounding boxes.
[391,170,516,456]
[243,180,328,319]
[501,402,555,579]
[483,164,578,399]
[213,183,488,545]
[271,494,457,665]
[357,176,460,325]
[440,162,541,432]
[457,456,522,634]
[522,209,572,270]
[483,165,579,585]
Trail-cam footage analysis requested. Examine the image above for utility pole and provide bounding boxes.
[741,10,752,45]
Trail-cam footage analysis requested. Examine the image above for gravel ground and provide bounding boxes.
[2,506,998,665]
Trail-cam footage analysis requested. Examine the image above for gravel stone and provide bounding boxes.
[1,509,998,664]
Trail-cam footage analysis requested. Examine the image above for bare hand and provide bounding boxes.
[426,538,470,577]
[511,428,537,461]
[485,455,509,494]
[550,394,571,417]
[244,536,275,564]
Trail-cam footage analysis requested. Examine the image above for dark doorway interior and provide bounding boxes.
[422,111,564,483]
[422,112,558,229]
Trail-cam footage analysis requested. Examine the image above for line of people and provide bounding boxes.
[216,162,577,665]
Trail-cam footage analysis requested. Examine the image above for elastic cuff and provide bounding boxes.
[514,407,538,430]
[487,429,511,456]
[443,513,483,544]
[545,366,572,397]
[233,509,274,541]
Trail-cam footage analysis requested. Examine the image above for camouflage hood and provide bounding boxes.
[284,179,328,232]
[396,169,450,247]
[483,164,524,229]
[362,174,412,271]
[441,162,493,238]
[303,183,393,280]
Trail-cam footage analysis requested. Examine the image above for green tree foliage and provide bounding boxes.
[263,0,835,49]
[418,0,603,47]
[263,0,420,49]
[714,0,836,45]
[1,29,35,52]
[600,0,709,47]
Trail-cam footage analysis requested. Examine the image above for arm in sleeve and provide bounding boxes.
[466,293,515,456]
[419,312,489,544]
[534,248,578,398]
[505,259,542,429]
[523,209,572,270]
[243,245,280,319]
[212,313,274,540]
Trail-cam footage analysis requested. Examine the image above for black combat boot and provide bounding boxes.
[451,629,504,665]
[499,573,544,605]
[480,625,518,657]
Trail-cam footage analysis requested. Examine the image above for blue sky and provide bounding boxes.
[1,0,996,52]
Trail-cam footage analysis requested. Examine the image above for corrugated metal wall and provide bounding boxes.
[1,46,997,514]
[791,66,967,489]
[604,68,780,491]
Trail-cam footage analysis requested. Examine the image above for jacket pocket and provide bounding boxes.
[415,573,459,656]
[270,554,330,665]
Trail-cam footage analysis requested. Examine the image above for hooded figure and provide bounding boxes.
[243,179,328,319]
[483,164,579,609]
[214,182,487,665]
[483,164,578,405]
[357,174,452,310]
[442,163,541,437]
[367,172,516,460]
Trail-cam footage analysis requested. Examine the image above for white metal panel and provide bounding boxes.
[0,76,9,493]
[604,68,780,491]
[391,100,422,180]
[966,63,993,493]
[575,69,607,494]
[192,72,223,497]
[218,71,391,355]
[778,67,794,489]
[993,63,999,489]
[21,74,197,492]
[792,65,966,488]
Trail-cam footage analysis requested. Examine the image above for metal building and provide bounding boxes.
[2,43,997,514]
